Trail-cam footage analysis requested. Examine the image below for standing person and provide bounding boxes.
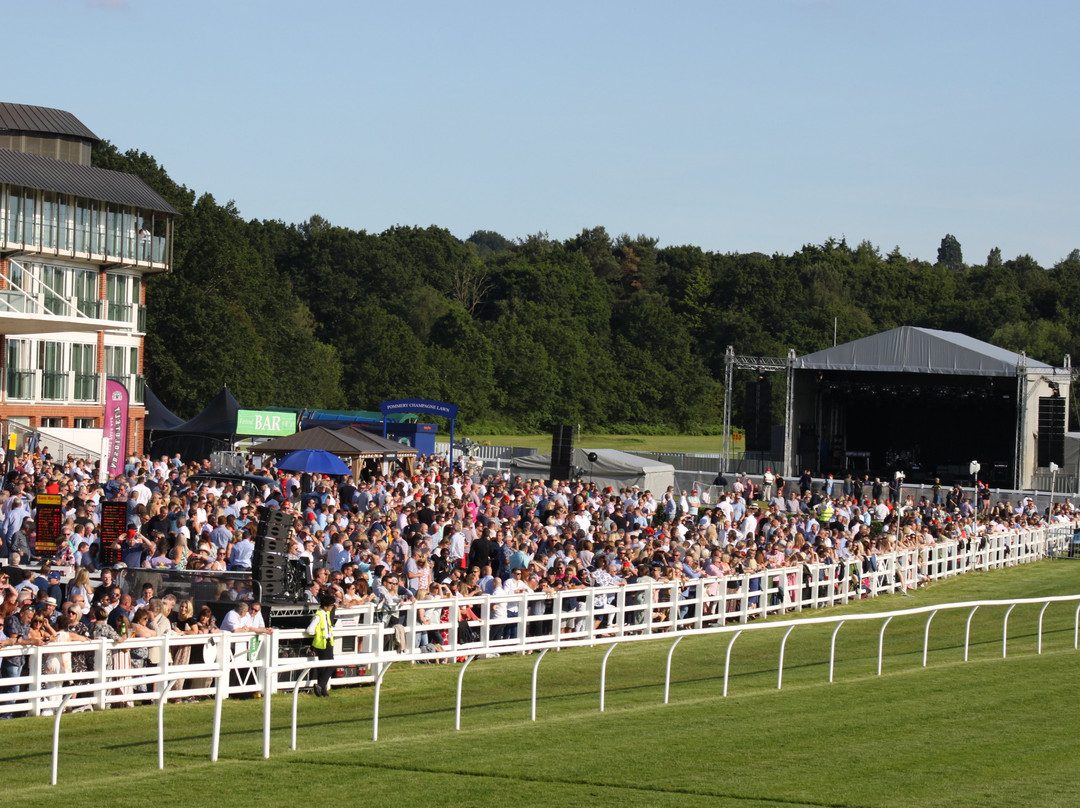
[762,468,775,502]
[305,592,336,697]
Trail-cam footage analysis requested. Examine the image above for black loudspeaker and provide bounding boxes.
[744,377,772,451]
[260,508,292,539]
[252,537,287,570]
[1037,395,1066,468]
[258,565,286,585]
[254,507,293,599]
[259,578,286,599]
[551,424,574,480]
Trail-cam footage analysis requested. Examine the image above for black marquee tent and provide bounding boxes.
[147,387,242,461]
[143,385,185,431]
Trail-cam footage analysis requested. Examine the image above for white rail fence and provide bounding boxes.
[2,523,1077,782]
[18,587,1080,785]
[2,524,1075,717]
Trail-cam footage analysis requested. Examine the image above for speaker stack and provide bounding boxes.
[744,376,772,452]
[550,424,575,481]
[253,507,292,599]
[1038,394,1066,468]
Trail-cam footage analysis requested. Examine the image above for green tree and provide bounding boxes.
[466,230,513,258]
[937,234,964,271]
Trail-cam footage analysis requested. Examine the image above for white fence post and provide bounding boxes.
[922,610,938,667]
[877,615,893,675]
[1002,603,1017,658]
[777,625,796,690]
[157,680,176,769]
[50,693,73,785]
[530,648,549,721]
[723,630,742,697]
[663,637,683,704]
[454,656,474,731]
[828,621,844,682]
[210,637,230,762]
[599,643,617,712]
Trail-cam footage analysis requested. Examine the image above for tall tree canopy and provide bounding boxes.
[94,142,1080,431]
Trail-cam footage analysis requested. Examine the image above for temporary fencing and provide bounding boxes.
[3,521,1077,783]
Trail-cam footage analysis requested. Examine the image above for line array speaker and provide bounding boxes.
[550,424,574,481]
[254,506,293,599]
[744,377,772,452]
[1037,395,1065,468]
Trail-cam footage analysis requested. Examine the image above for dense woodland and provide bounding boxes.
[93,143,1080,432]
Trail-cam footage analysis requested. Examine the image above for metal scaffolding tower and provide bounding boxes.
[721,346,795,475]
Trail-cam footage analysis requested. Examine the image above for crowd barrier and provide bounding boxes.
[1,522,1076,727]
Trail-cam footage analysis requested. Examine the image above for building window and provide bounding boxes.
[6,188,22,246]
[57,197,72,252]
[41,417,63,429]
[41,264,67,315]
[104,345,127,387]
[73,418,96,429]
[106,272,134,322]
[74,200,91,254]
[72,343,97,401]
[73,268,98,318]
[22,190,37,247]
[5,338,32,399]
[39,341,66,400]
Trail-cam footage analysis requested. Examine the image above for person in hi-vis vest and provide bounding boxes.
[305,592,337,697]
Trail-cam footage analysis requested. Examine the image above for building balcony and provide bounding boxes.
[3,208,172,274]
[3,371,142,405]
[73,372,98,402]
[40,370,67,401]
[0,287,117,336]
[5,368,33,399]
[106,372,144,404]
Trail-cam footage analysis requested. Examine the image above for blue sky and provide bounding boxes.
[10,0,1079,266]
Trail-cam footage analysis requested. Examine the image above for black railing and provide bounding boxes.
[40,371,67,401]
[107,302,132,322]
[6,370,34,399]
[73,374,98,402]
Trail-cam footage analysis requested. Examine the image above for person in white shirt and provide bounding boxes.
[740,508,758,541]
[219,601,271,634]
[448,522,466,568]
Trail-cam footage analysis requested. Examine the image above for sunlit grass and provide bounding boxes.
[7,560,1080,807]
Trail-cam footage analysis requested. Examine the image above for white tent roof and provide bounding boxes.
[794,326,1055,377]
[509,448,675,491]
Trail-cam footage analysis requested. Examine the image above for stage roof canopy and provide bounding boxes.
[793,326,1056,378]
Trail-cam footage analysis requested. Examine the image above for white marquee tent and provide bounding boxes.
[509,448,675,492]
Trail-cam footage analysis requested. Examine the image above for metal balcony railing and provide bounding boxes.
[106,302,132,322]
[76,298,102,319]
[40,371,67,401]
[6,369,34,399]
[73,373,98,402]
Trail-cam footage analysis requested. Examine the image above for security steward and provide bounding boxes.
[305,592,337,697]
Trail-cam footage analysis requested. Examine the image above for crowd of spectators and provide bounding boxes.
[0,444,1075,714]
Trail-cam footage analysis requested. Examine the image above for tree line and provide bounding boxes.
[93,143,1080,432]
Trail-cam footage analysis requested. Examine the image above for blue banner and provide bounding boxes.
[379,398,459,420]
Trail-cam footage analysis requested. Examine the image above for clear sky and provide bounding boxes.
[9,0,1079,266]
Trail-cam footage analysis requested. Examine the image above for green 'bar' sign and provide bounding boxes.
[236,409,297,436]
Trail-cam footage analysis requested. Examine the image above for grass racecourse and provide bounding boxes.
[6,561,1080,807]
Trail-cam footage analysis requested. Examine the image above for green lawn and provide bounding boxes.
[464,433,725,454]
[8,561,1080,806]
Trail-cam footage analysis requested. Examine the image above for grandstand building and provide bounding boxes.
[0,102,176,456]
